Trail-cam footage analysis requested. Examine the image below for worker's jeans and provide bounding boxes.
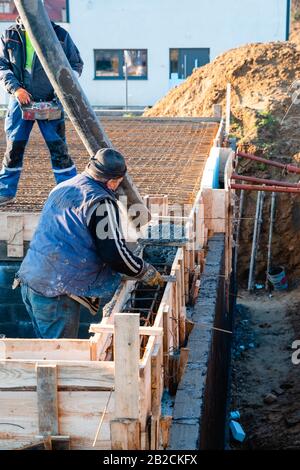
[0,98,77,198]
[21,284,81,339]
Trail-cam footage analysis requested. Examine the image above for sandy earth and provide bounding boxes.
[231,287,300,449]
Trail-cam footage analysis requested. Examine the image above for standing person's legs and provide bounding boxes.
[0,98,34,200]
[21,284,81,339]
[37,113,77,184]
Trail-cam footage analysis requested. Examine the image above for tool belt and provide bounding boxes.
[21,100,62,121]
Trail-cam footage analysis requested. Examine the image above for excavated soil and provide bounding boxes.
[231,288,300,450]
[145,39,300,282]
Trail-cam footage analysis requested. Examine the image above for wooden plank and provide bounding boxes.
[183,247,190,303]
[7,215,24,258]
[89,280,137,361]
[185,318,195,337]
[178,347,189,384]
[171,282,179,351]
[144,195,168,218]
[0,212,40,242]
[203,188,213,233]
[203,188,226,233]
[0,339,91,361]
[36,364,58,436]
[139,347,152,434]
[0,391,114,450]
[179,306,187,346]
[168,354,180,395]
[160,416,172,450]
[150,416,158,450]
[89,323,163,337]
[0,360,114,390]
[114,313,139,420]
[151,343,162,419]
[211,189,226,232]
[110,419,140,450]
[163,305,170,389]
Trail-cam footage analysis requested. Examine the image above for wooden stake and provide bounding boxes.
[36,364,58,436]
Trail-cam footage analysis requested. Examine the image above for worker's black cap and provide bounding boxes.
[86,148,127,181]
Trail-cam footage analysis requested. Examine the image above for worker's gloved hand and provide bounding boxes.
[15,88,32,105]
[139,263,164,288]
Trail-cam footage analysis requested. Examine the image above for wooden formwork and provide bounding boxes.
[0,120,234,451]
[0,242,188,450]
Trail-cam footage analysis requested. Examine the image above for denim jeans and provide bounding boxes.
[0,98,77,198]
[21,284,81,339]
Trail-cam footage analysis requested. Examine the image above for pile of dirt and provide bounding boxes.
[145,40,300,283]
[145,41,300,154]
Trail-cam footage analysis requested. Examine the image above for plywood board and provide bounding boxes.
[0,390,114,450]
[0,360,114,390]
[0,339,91,361]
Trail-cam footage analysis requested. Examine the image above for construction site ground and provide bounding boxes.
[231,287,300,449]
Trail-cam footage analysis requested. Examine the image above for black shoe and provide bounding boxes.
[0,195,15,206]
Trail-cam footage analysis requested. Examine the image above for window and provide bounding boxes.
[170,48,210,79]
[0,0,69,22]
[94,49,148,80]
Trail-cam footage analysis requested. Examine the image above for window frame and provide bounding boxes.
[0,0,70,23]
[94,48,148,81]
[169,47,210,79]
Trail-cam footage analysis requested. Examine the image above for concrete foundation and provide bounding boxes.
[169,234,233,449]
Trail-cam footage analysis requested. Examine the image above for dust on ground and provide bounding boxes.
[231,287,300,449]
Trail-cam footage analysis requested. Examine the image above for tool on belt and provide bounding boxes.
[21,100,62,121]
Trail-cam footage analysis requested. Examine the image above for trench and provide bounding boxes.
[229,189,300,450]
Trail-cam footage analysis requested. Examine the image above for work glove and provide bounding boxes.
[15,88,32,105]
[139,263,164,288]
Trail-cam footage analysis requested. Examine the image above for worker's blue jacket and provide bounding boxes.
[18,173,120,297]
[0,18,83,101]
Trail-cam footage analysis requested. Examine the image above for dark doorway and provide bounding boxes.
[170,47,210,79]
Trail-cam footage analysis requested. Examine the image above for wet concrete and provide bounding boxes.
[143,245,178,266]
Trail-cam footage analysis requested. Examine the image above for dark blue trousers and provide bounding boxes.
[21,284,81,339]
[0,98,77,197]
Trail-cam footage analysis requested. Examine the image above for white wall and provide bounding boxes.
[0,0,289,107]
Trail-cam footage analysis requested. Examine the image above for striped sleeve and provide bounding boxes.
[88,198,144,277]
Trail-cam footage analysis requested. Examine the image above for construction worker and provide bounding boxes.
[0,16,83,206]
[16,148,164,339]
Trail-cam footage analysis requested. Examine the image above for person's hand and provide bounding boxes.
[140,263,164,288]
[14,88,31,105]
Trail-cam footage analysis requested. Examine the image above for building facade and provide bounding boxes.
[0,0,291,107]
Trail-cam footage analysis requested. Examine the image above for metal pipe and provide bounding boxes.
[266,192,276,291]
[231,183,300,194]
[225,83,231,136]
[237,151,300,175]
[232,173,300,188]
[233,188,244,290]
[248,191,265,291]
[14,0,146,210]
[248,192,262,291]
